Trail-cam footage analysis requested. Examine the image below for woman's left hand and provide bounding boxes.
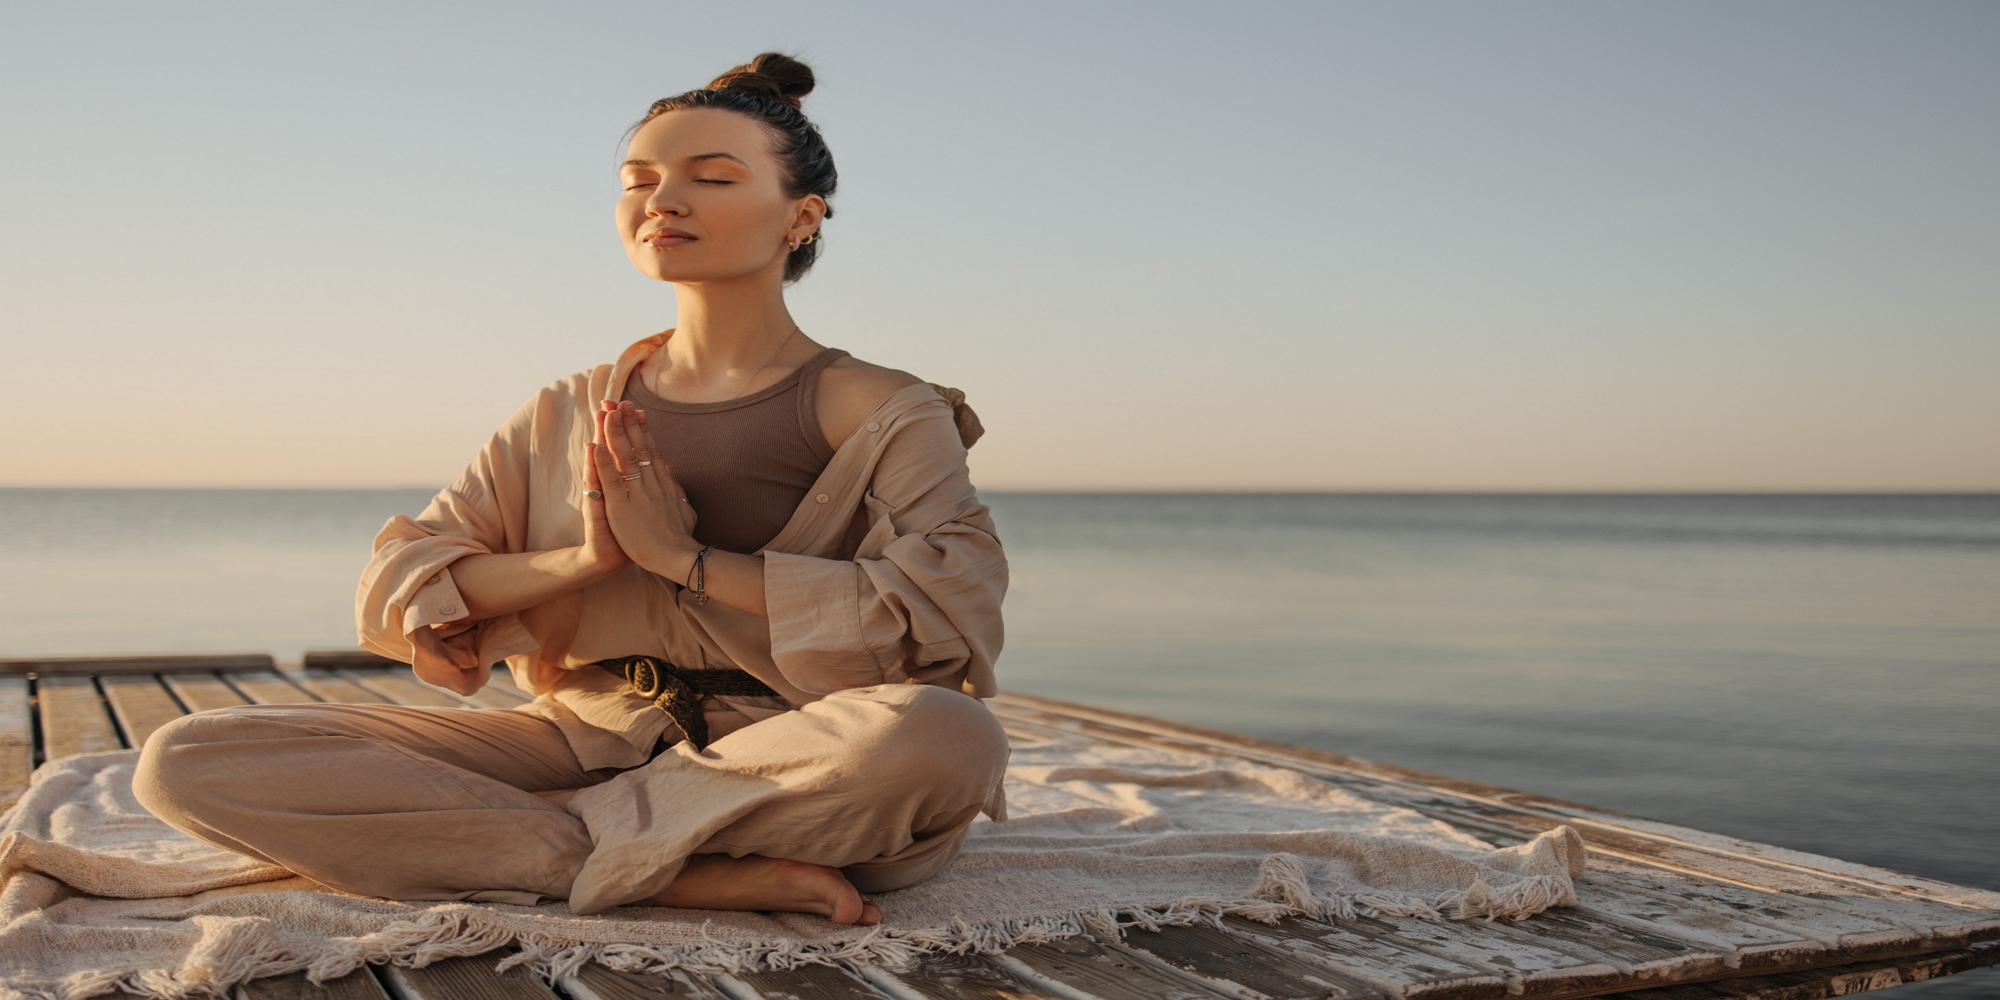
[591,400,701,580]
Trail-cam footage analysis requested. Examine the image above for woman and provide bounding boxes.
[134,54,1011,926]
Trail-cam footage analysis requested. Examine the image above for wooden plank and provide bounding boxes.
[243,967,393,1000]
[227,670,323,705]
[1217,915,1511,1000]
[304,649,404,670]
[728,964,888,999]
[0,653,274,676]
[999,935,1233,999]
[868,953,1075,999]
[0,676,34,809]
[100,674,191,749]
[382,953,559,999]
[339,669,470,709]
[1600,940,2000,997]
[36,676,124,759]
[285,667,392,705]
[1117,922,1389,999]
[1340,916,1633,998]
[1590,855,2000,953]
[988,693,2000,912]
[161,672,252,713]
[561,963,733,1000]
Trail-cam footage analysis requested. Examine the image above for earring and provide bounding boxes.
[788,235,801,251]
[801,231,819,246]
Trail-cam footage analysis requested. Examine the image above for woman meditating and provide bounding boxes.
[135,53,1010,925]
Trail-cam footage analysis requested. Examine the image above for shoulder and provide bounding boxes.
[816,355,925,451]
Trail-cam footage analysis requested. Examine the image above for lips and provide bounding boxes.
[643,229,697,249]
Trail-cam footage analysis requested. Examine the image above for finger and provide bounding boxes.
[604,409,640,473]
[588,440,627,499]
[618,407,668,498]
[625,408,683,500]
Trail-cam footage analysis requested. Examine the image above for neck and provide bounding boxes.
[666,278,799,372]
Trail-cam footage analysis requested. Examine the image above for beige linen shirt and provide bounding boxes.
[355,334,1006,768]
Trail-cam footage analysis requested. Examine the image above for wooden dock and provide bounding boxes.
[2,653,1995,1000]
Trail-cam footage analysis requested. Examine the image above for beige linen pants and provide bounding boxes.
[134,684,1010,915]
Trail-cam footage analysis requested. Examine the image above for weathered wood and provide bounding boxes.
[869,952,1074,999]
[0,653,274,676]
[1118,922,1388,999]
[36,676,123,760]
[1336,915,1633,998]
[228,670,323,705]
[1591,855,2000,953]
[339,669,469,709]
[100,674,191,749]
[1000,934,1232,999]
[242,967,393,1000]
[0,676,34,808]
[561,963,733,1000]
[729,964,888,999]
[1218,915,1510,1000]
[304,650,404,670]
[161,672,252,713]
[1599,940,2000,997]
[285,667,392,705]
[381,953,559,999]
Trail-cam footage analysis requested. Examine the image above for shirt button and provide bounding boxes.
[815,493,830,504]
[865,421,880,432]
[440,605,457,615]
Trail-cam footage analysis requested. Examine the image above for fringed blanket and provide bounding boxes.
[0,729,1585,1000]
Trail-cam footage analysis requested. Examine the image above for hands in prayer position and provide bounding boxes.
[586,401,701,583]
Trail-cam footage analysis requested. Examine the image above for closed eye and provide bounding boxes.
[623,182,657,192]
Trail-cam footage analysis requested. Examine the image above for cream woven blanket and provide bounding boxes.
[0,730,1586,1000]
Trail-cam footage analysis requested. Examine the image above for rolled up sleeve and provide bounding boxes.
[355,390,551,674]
[763,401,1007,696]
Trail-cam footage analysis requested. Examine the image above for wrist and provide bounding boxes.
[649,544,704,585]
[565,545,625,584]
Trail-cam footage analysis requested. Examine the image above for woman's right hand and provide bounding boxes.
[577,424,633,577]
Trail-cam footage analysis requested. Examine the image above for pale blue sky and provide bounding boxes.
[2,2,1994,489]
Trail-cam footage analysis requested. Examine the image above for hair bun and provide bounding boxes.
[707,53,815,110]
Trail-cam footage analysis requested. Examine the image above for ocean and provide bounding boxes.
[2,489,1995,995]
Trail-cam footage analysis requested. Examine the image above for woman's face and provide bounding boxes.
[617,108,821,285]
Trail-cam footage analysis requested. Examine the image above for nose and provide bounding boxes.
[645,184,687,219]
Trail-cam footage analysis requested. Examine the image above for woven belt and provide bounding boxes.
[595,655,777,750]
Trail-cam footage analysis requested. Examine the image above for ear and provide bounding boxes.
[791,194,827,233]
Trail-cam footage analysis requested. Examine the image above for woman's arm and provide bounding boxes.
[451,450,631,619]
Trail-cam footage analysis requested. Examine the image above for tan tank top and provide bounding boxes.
[622,348,847,554]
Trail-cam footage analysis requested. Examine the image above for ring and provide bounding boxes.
[680,497,690,503]
[583,489,603,500]
[621,473,643,481]
[638,460,653,467]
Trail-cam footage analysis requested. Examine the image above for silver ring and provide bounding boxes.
[583,489,603,500]
[638,460,653,467]
[621,473,643,481]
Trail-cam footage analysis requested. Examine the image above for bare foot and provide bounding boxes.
[644,854,883,925]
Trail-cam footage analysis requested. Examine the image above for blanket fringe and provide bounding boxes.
[2,855,1575,1000]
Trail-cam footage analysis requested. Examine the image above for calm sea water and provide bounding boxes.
[2,489,1995,995]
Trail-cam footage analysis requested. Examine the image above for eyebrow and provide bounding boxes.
[621,152,749,170]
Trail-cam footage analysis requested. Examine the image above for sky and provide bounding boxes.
[1,1,1995,491]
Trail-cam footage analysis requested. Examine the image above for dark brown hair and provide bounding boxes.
[635,53,837,283]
